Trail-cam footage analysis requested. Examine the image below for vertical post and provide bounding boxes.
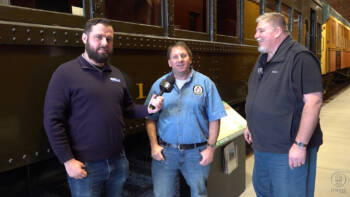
[90,0,104,19]
[260,0,264,15]
[209,0,214,41]
[162,0,169,37]
[298,13,302,43]
[238,0,244,44]
[168,0,175,37]
[289,7,293,34]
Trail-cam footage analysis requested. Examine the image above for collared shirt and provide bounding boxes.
[145,70,226,144]
[81,54,106,72]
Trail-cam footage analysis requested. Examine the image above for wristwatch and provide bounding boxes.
[207,143,216,149]
[294,141,307,148]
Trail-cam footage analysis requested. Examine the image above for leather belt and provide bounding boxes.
[158,138,207,150]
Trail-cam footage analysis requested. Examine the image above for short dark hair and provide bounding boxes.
[84,18,114,35]
[167,41,193,60]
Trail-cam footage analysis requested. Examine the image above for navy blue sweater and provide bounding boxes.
[44,56,148,163]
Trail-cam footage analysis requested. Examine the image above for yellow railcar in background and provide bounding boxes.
[0,0,349,196]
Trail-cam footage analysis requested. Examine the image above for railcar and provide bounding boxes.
[0,0,349,196]
[321,2,350,93]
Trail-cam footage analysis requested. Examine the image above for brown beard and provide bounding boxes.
[85,38,113,64]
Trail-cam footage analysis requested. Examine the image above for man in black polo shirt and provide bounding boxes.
[244,12,323,197]
[43,18,163,197]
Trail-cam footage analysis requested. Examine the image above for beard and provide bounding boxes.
[85,40,113,64]
[256,38,268,53]
[258,46,268,53]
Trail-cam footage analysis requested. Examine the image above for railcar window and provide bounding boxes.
[309,9,316,53]
[348,28,350,49]
[339,25,345,49]
[304,20,309,48]
[331,20,336,48]
[343,26,346,48]
[344,26,347,49]
[174,0,207,32]
[244,0,260,40]
[317,23,321,54]
[0,0,9,4]
[345,28,350,49]
[8,0,84,15]
[217,0,237,36]
[341,25,345,48]
[104,0,161,26]
[265,0,278,12]
[292,10,300,42]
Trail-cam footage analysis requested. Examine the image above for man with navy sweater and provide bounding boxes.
[43,18,163,197]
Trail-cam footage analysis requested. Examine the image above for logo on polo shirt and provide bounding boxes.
[110,77,120,83]
[193,85,203,95]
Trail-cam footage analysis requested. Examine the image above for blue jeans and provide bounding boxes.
[67,153,129,197]
[152,146,210,197]
[253,147,319,197]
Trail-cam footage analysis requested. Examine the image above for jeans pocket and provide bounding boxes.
[155,147,169,165]
[82,162,89,178]
[193,147,205,162]
[196,145,207,155]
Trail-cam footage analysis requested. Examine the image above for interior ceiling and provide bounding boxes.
[325,0,350,22]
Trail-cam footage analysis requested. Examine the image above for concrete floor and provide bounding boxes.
[239,85,350,197]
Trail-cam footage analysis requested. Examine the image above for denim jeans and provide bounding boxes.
[67,153,129,197]
[253,147,319,197]
[152,145,210,197]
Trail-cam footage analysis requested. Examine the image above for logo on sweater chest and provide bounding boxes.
[110,77,120,83]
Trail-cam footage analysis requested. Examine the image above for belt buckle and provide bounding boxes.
[177,144,183,150]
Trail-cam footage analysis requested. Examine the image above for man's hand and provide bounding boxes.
[64,158,87,179]
[199,146,215,166]
[288,144,306,169]
[244,127,253,144]
[151,143,165,161]
[148,94,164,114]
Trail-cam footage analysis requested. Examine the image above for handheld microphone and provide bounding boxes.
[149,74,175,110]
[159,74,175,96]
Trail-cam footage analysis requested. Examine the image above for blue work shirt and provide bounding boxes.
[145,70,226,144]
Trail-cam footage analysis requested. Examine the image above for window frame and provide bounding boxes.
[0,2,87,28]
[172,0,211,40]
[242,0,261,45]
[100,0,166,36]
[215,0,240,43]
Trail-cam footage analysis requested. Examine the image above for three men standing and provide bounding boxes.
[44,11,324,197]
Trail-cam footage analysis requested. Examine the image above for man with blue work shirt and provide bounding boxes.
[43,18,163,197]
[145,41,227,197]
[244,12,323,197]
